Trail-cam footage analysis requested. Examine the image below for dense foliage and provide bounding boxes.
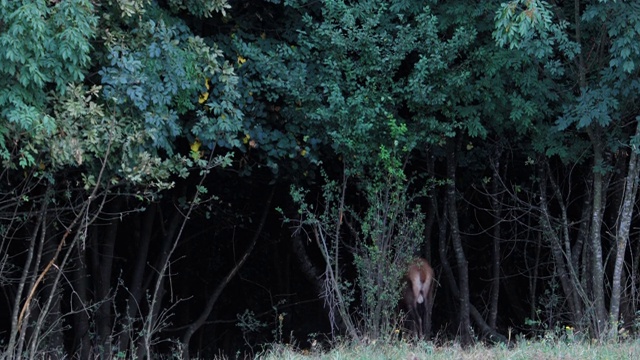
[1,0,640,358]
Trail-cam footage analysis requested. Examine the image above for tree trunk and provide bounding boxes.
[181,186,274,360]
[541,160,584,326]
[609,121,640,336]
[71,250,91,359]
[574,0,607,336]
[445,139,471,344]
[37,232,64,358]
[437,195,456,303]
[438,193,506,343]
[424,152,437,262]
[488,152,502,330]
[92,199,121,352]
[529,231,542,322]
[137,205,182,359]
[5,204,46,360]
[282,192,343,334]
[118,204,156,353]
[588,129,608,337]
[572,191,591,276]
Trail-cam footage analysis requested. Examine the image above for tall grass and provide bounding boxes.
[254,339,640,360]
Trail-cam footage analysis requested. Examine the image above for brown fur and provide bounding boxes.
[403,258,434,339]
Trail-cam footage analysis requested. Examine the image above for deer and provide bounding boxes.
[402,258,435,340]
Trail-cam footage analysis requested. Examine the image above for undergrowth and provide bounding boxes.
[251,339,640,360]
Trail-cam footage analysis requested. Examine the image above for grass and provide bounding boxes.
[253,339,640,360]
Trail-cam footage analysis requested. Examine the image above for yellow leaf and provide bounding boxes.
[198,92,209,104]
[243,134,250,144]
[190,139,201,152]
[205,77,211,90]
[237,55,247,65]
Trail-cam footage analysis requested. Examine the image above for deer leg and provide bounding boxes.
[410,304,423,339]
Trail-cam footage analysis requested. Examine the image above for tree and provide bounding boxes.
[495,0,640,338]
[0,0,248,357]
[4,0,640,357]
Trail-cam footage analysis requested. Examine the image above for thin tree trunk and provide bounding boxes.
[36,235,64,359]
[118,204,156,353]
[488,152,502,329]
[27,190,109,359]
[572,191,591,274]
[438,194,506,343]
[446,139,471,344]
[291,231,325,297]
[574,0,607,336]
[42,296,62,358]
[529,231,542,321]
[424,152,437,262]
[93,198,122,351]
[588,133,608,337]
[538,165,581,325]
[437,196,456,302]
[4,200,46,360]
[288,201,353,338]
[633,227,640,322]
[576,182,593,318]
[544,161,584,324]
[72,249,91,359]
[609,121,640,336]
[137,206,182,359]
[181,187,275,360]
